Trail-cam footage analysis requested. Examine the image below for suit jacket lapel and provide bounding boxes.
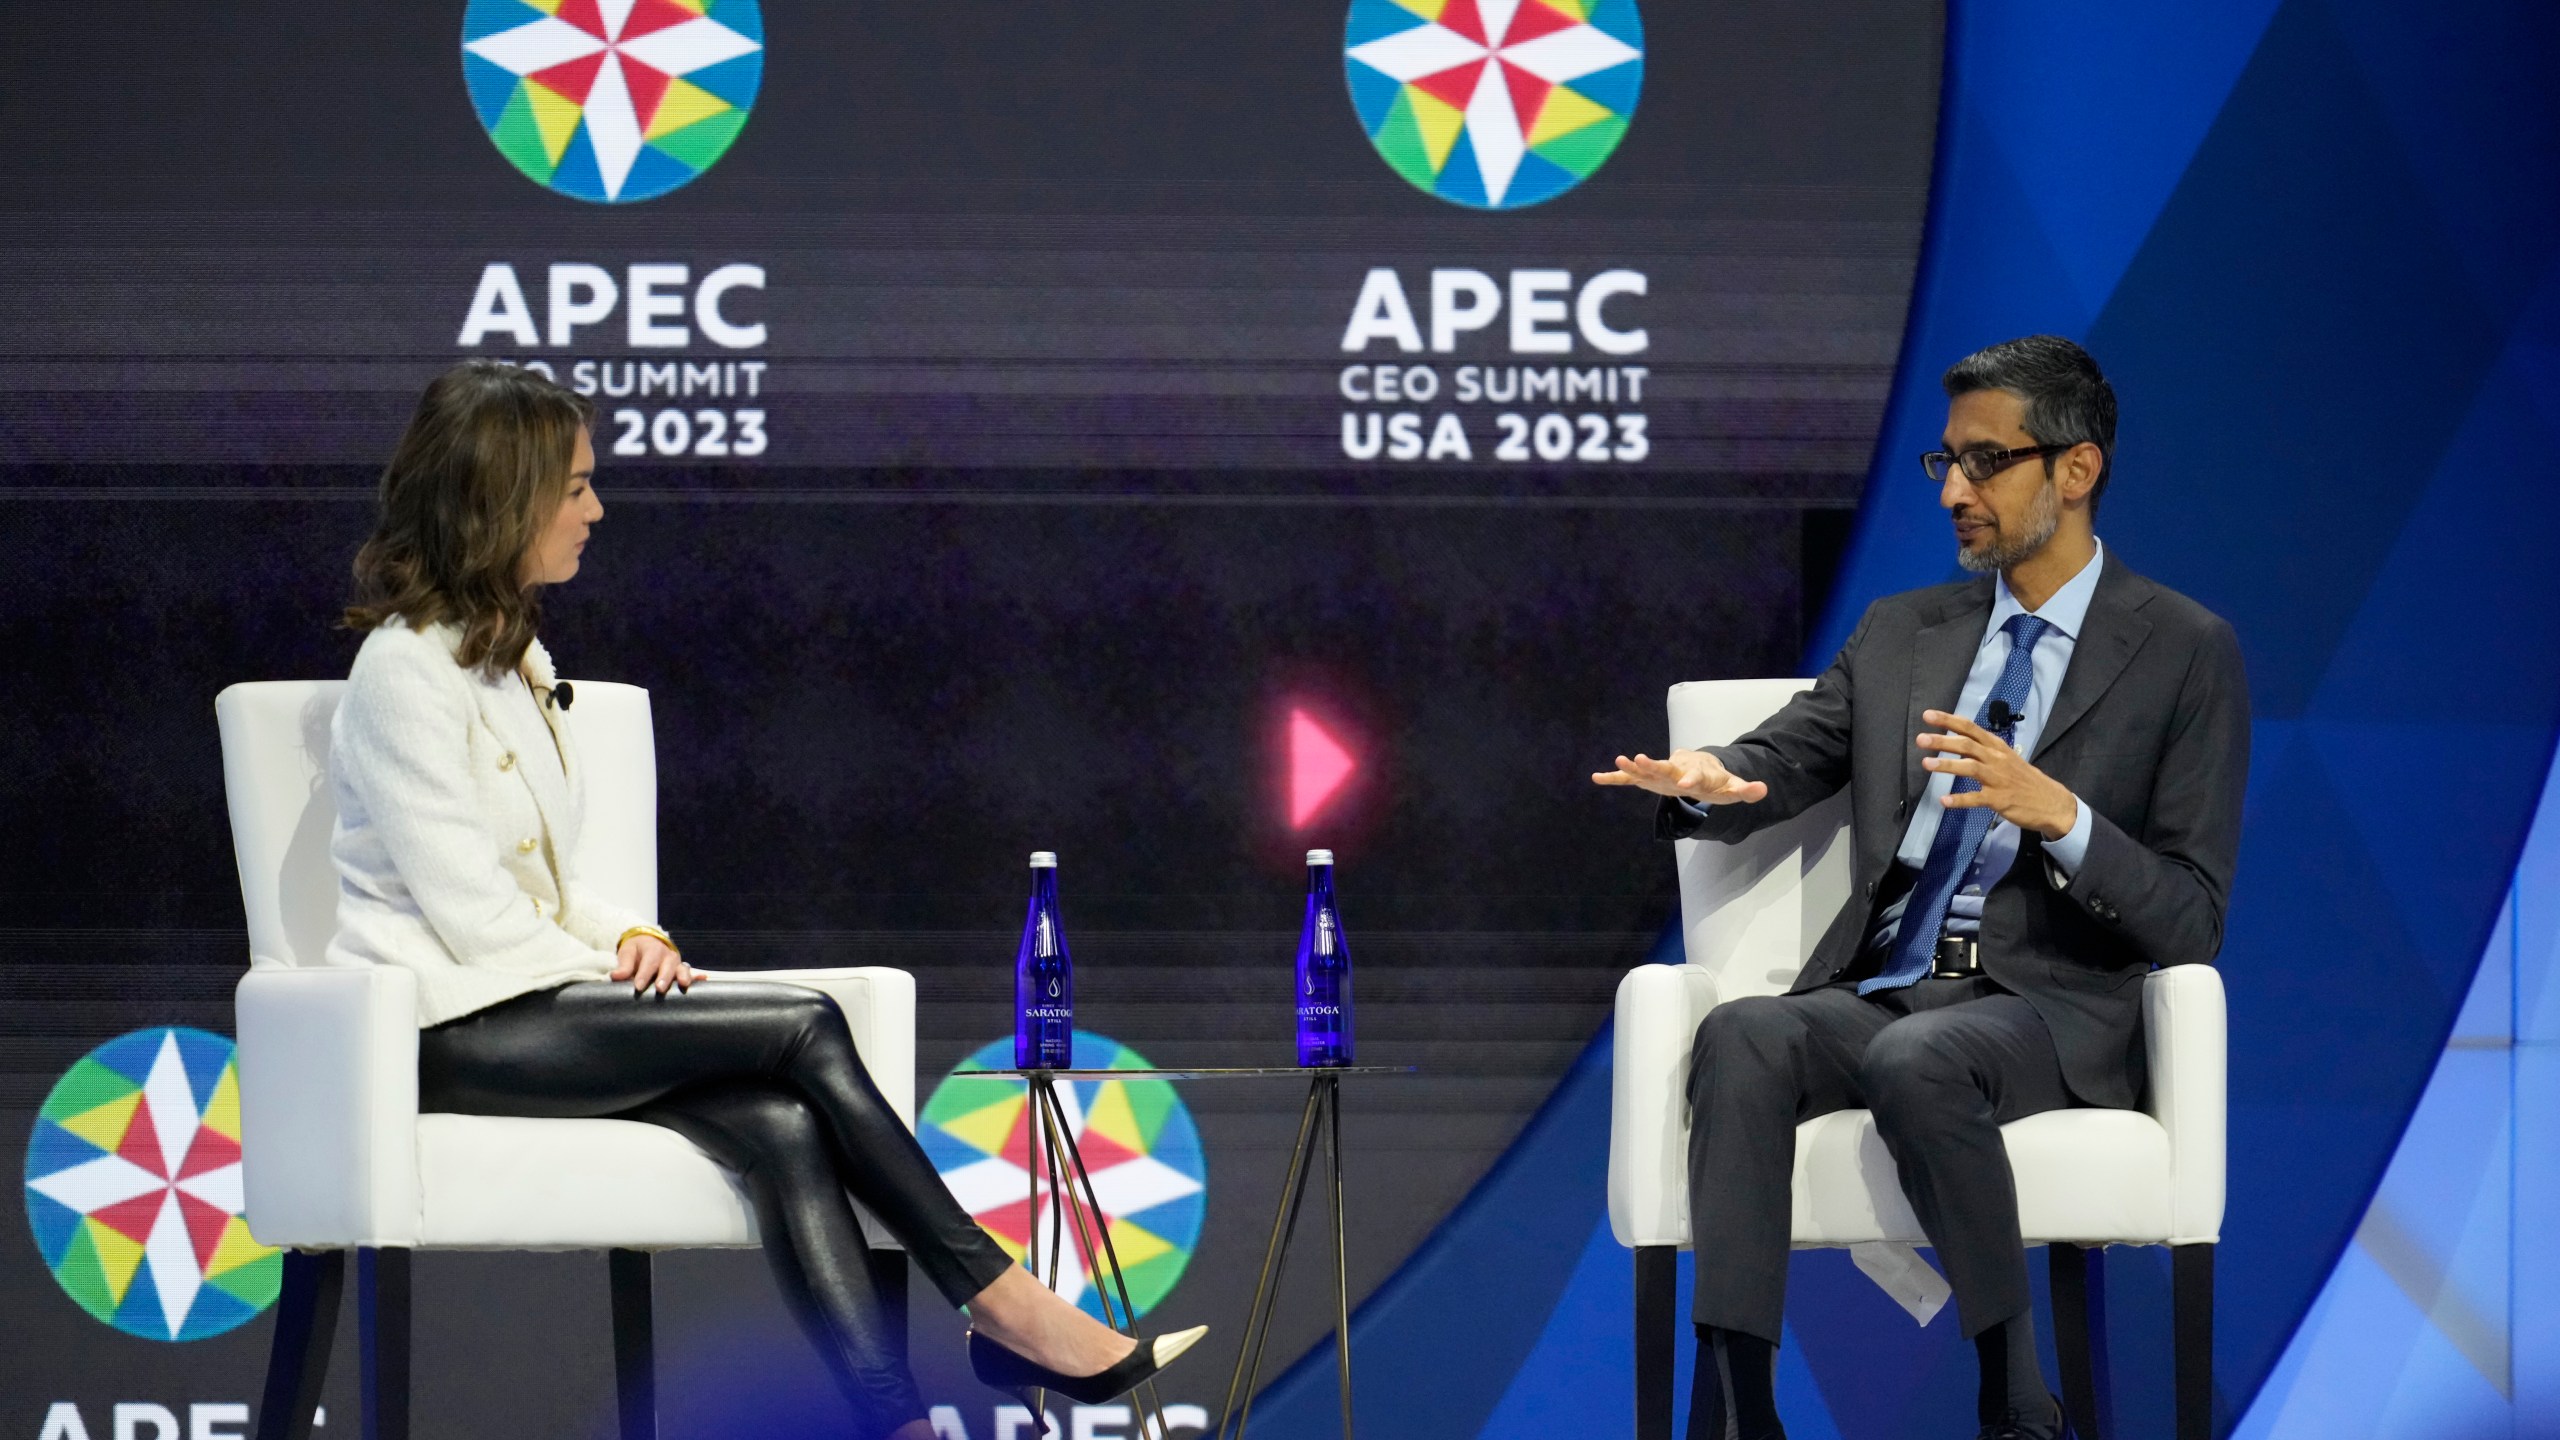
[2032,563,2155,762]
[1905,581,1994,808]
[456,640,573,857]
[512,635,573,794]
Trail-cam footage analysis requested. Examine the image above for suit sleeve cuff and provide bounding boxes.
[2044,795,2093,875]
[1655,795,1708,841]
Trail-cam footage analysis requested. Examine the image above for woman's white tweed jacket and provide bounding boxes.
[325,617,647,1026]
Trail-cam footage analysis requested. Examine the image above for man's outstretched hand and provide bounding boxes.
[1591,749,1769,805]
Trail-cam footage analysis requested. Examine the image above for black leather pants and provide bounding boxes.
[418,980,1016,1438]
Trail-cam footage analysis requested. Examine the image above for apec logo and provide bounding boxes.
[1344,0,1643,209]
[920,1033,1205,1322]
[22,1029,279,1341]
[462,0,765,204]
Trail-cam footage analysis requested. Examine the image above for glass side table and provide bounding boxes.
[957,1065,1417,1440]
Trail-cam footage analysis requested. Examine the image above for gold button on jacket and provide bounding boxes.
[517,837,539,854]
[498,753,516,771]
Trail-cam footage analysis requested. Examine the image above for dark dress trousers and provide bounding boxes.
[1661,557,2248,1341]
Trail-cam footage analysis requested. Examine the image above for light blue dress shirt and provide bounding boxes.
[1868,541,2104,951]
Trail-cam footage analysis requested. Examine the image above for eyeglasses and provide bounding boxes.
[1920,443,2072,484]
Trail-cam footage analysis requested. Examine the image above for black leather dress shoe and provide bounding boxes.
[1973,1393,2075,1440]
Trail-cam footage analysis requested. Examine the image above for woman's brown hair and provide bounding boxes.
[344,360,594,679]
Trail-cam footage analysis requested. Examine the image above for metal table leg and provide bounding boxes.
[1216,1082,1325,1440]
[1324,1076,1353,1440]
[1023,1074,1173,1440]
[1217,1073,1356,1440]
[1023,1078,1047,1429]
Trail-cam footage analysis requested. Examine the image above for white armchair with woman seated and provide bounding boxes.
[227,361,1204,1440]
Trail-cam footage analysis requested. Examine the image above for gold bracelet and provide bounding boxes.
[618,924,679,955]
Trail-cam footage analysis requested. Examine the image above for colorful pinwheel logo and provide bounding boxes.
[1345,0,1645,209]
[922,1033,1206,1320]
[22,1029,280,1340]
[462,0,764,204]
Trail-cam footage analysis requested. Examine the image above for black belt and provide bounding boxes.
[1931,935,1984,977]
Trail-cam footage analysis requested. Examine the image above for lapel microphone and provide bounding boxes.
[546,681,575,711]
[1985,699,2018,735]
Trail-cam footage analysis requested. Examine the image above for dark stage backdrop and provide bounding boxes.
[0,1,1938,1436]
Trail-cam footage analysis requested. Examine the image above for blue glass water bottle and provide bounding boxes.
[1015,851,1074,1070]
[1296,849,1354,1067]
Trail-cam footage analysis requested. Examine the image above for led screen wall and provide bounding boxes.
[0,2,1939,1433]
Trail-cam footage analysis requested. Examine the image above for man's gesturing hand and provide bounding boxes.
[1919,709,2079,839]
[1590,748,1769,805]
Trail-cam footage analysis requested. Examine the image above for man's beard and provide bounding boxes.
[1956,477,2062,574]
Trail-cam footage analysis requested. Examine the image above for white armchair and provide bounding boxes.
[216,679,918,1440]
[1607,680,2224,1440]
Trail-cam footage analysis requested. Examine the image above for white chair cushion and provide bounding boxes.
[415,1115,758,1249]
[1789,1108,2173,1247]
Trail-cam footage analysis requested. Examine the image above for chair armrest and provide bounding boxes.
[2142,964,2227,1244]
[706,967,919,1130]
[1609,963,1719,1249]
[235,966,423,1249]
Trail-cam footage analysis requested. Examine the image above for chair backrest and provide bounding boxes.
[1667,680,1853,1000]
[215,679,659,969]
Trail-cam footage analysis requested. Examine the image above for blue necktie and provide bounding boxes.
[1861,613,2052,994]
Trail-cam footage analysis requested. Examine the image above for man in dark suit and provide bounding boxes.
[1594,336,2247,1440]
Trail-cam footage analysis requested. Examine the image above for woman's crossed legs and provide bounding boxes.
[419,980,1131,1438]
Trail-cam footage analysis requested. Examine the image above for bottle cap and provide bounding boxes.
[1307,849,1334,866]
[1029,851,1057,868]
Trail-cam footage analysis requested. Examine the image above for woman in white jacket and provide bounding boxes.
[327,361,1201,1439]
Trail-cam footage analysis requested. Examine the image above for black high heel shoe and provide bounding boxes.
[967,1325,1210,1405]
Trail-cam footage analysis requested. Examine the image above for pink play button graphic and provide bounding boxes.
[1289,707,1358,830]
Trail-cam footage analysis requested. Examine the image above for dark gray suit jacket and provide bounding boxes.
[1658,558,2249,1108]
